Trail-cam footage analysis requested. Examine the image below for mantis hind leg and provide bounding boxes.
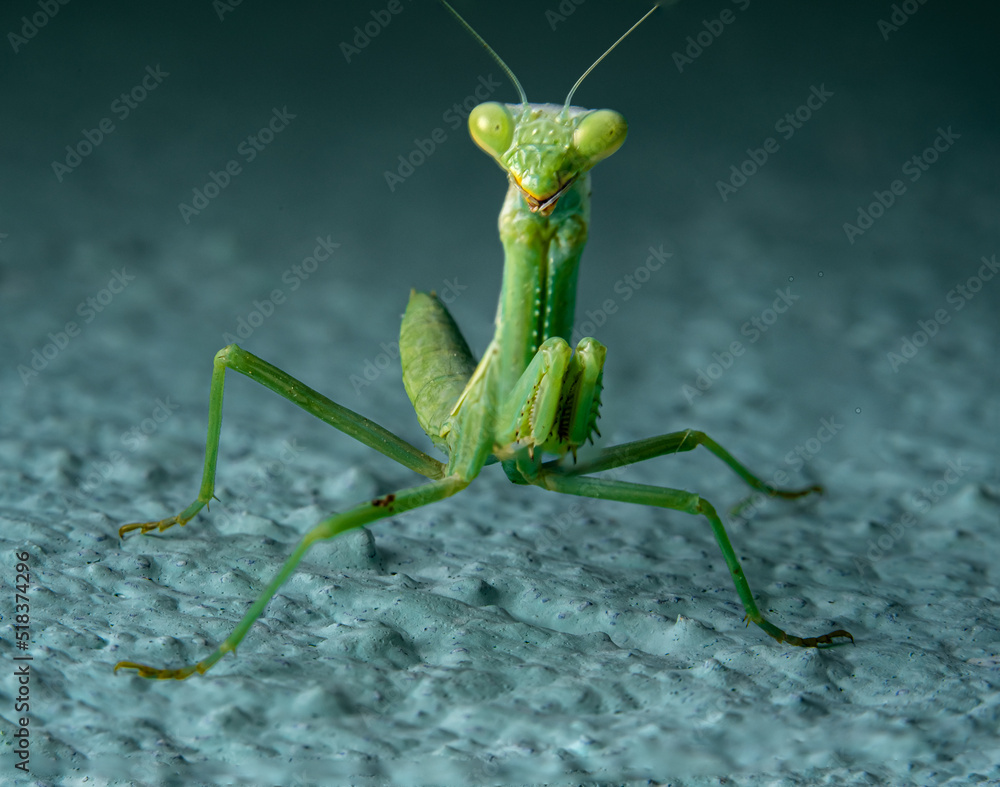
[119,344,446,538]
[537,472,852,648]
[115,475,469,679]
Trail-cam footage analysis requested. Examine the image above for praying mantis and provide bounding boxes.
[114,1,852,681]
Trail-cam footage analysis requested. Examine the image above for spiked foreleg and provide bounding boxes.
[494,336,606,463]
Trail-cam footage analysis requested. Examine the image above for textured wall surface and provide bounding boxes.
[1,1,998,785]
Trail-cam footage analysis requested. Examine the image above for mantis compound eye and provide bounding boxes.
[469,102,515,159]
[573,109,628,167]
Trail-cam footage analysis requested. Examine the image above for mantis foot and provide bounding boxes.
[118,515,189,539]
[114,660,206,680]
[747,614,854,648]
[118,498,213,539]
[794,628,855,647]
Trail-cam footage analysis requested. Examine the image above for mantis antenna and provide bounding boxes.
[564,3,664,109]
[439,1,667,110]
[438,0,528,105]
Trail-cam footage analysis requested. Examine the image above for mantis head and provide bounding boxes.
[441,1,660,214]
[468,102,627,215]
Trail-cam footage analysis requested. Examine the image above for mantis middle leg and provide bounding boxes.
[119,344,446,538]
[544,429,822,501]
[536,471,852,647]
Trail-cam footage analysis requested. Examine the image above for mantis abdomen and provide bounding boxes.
[400,289,477,450]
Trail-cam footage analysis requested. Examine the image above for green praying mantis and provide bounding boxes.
[115,2,852,681]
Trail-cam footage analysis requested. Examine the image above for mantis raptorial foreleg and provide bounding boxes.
[495,335,605,458]
[115,1,853,682]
